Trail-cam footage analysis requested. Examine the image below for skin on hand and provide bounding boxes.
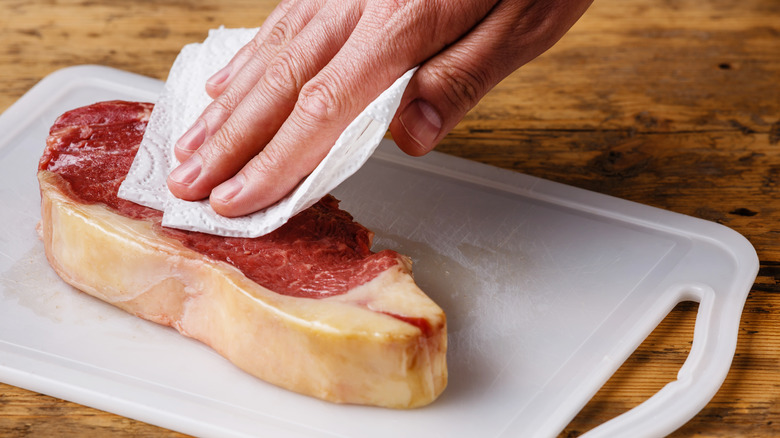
[167,0,593,217]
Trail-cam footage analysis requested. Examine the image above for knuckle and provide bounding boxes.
[430,63,489,112]
[199,120,253,165]
[264,17,292,48]
[242,33,264,56]
[247,147,286,178]
[375,0,414,14]
[198,134,234,165]
[262,50,302,93]
[363,0,417,34]
[210,91,242,119]
[220,118,255,154]
[295,76,346,124]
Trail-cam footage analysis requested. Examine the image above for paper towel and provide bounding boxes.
[118,27,416,238]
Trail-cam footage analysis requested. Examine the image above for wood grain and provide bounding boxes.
[1,0,779,436]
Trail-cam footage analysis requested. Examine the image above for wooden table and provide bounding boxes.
[1,0,778,436]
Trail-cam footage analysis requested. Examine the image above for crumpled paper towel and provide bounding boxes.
[118,27,415,238]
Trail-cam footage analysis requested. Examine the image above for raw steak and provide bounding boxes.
[37,100,447,408]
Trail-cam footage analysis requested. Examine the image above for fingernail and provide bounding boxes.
[169,154,202,186]
[399,99,442,150]
[176,119,207,153]
[207,65,231,87]
[212,175,245,203]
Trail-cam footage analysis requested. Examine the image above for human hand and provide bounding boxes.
[167,0,592,217]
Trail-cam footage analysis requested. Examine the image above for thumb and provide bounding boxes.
[389,0,592,157]
[389,62,490,157]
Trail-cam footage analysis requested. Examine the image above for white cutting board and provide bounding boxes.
[0,66,758,438]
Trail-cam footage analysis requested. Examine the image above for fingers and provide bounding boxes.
[169,0,593,218]
[173,0,320,164]
[390,0,593,156]
[207,53,394,217]
[204,0,298,99]
[207,0,499,217]
[168,1,362,204]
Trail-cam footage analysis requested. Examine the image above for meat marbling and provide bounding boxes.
[37,100,447,408]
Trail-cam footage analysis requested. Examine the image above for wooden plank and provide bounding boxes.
[1,0,778,436]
